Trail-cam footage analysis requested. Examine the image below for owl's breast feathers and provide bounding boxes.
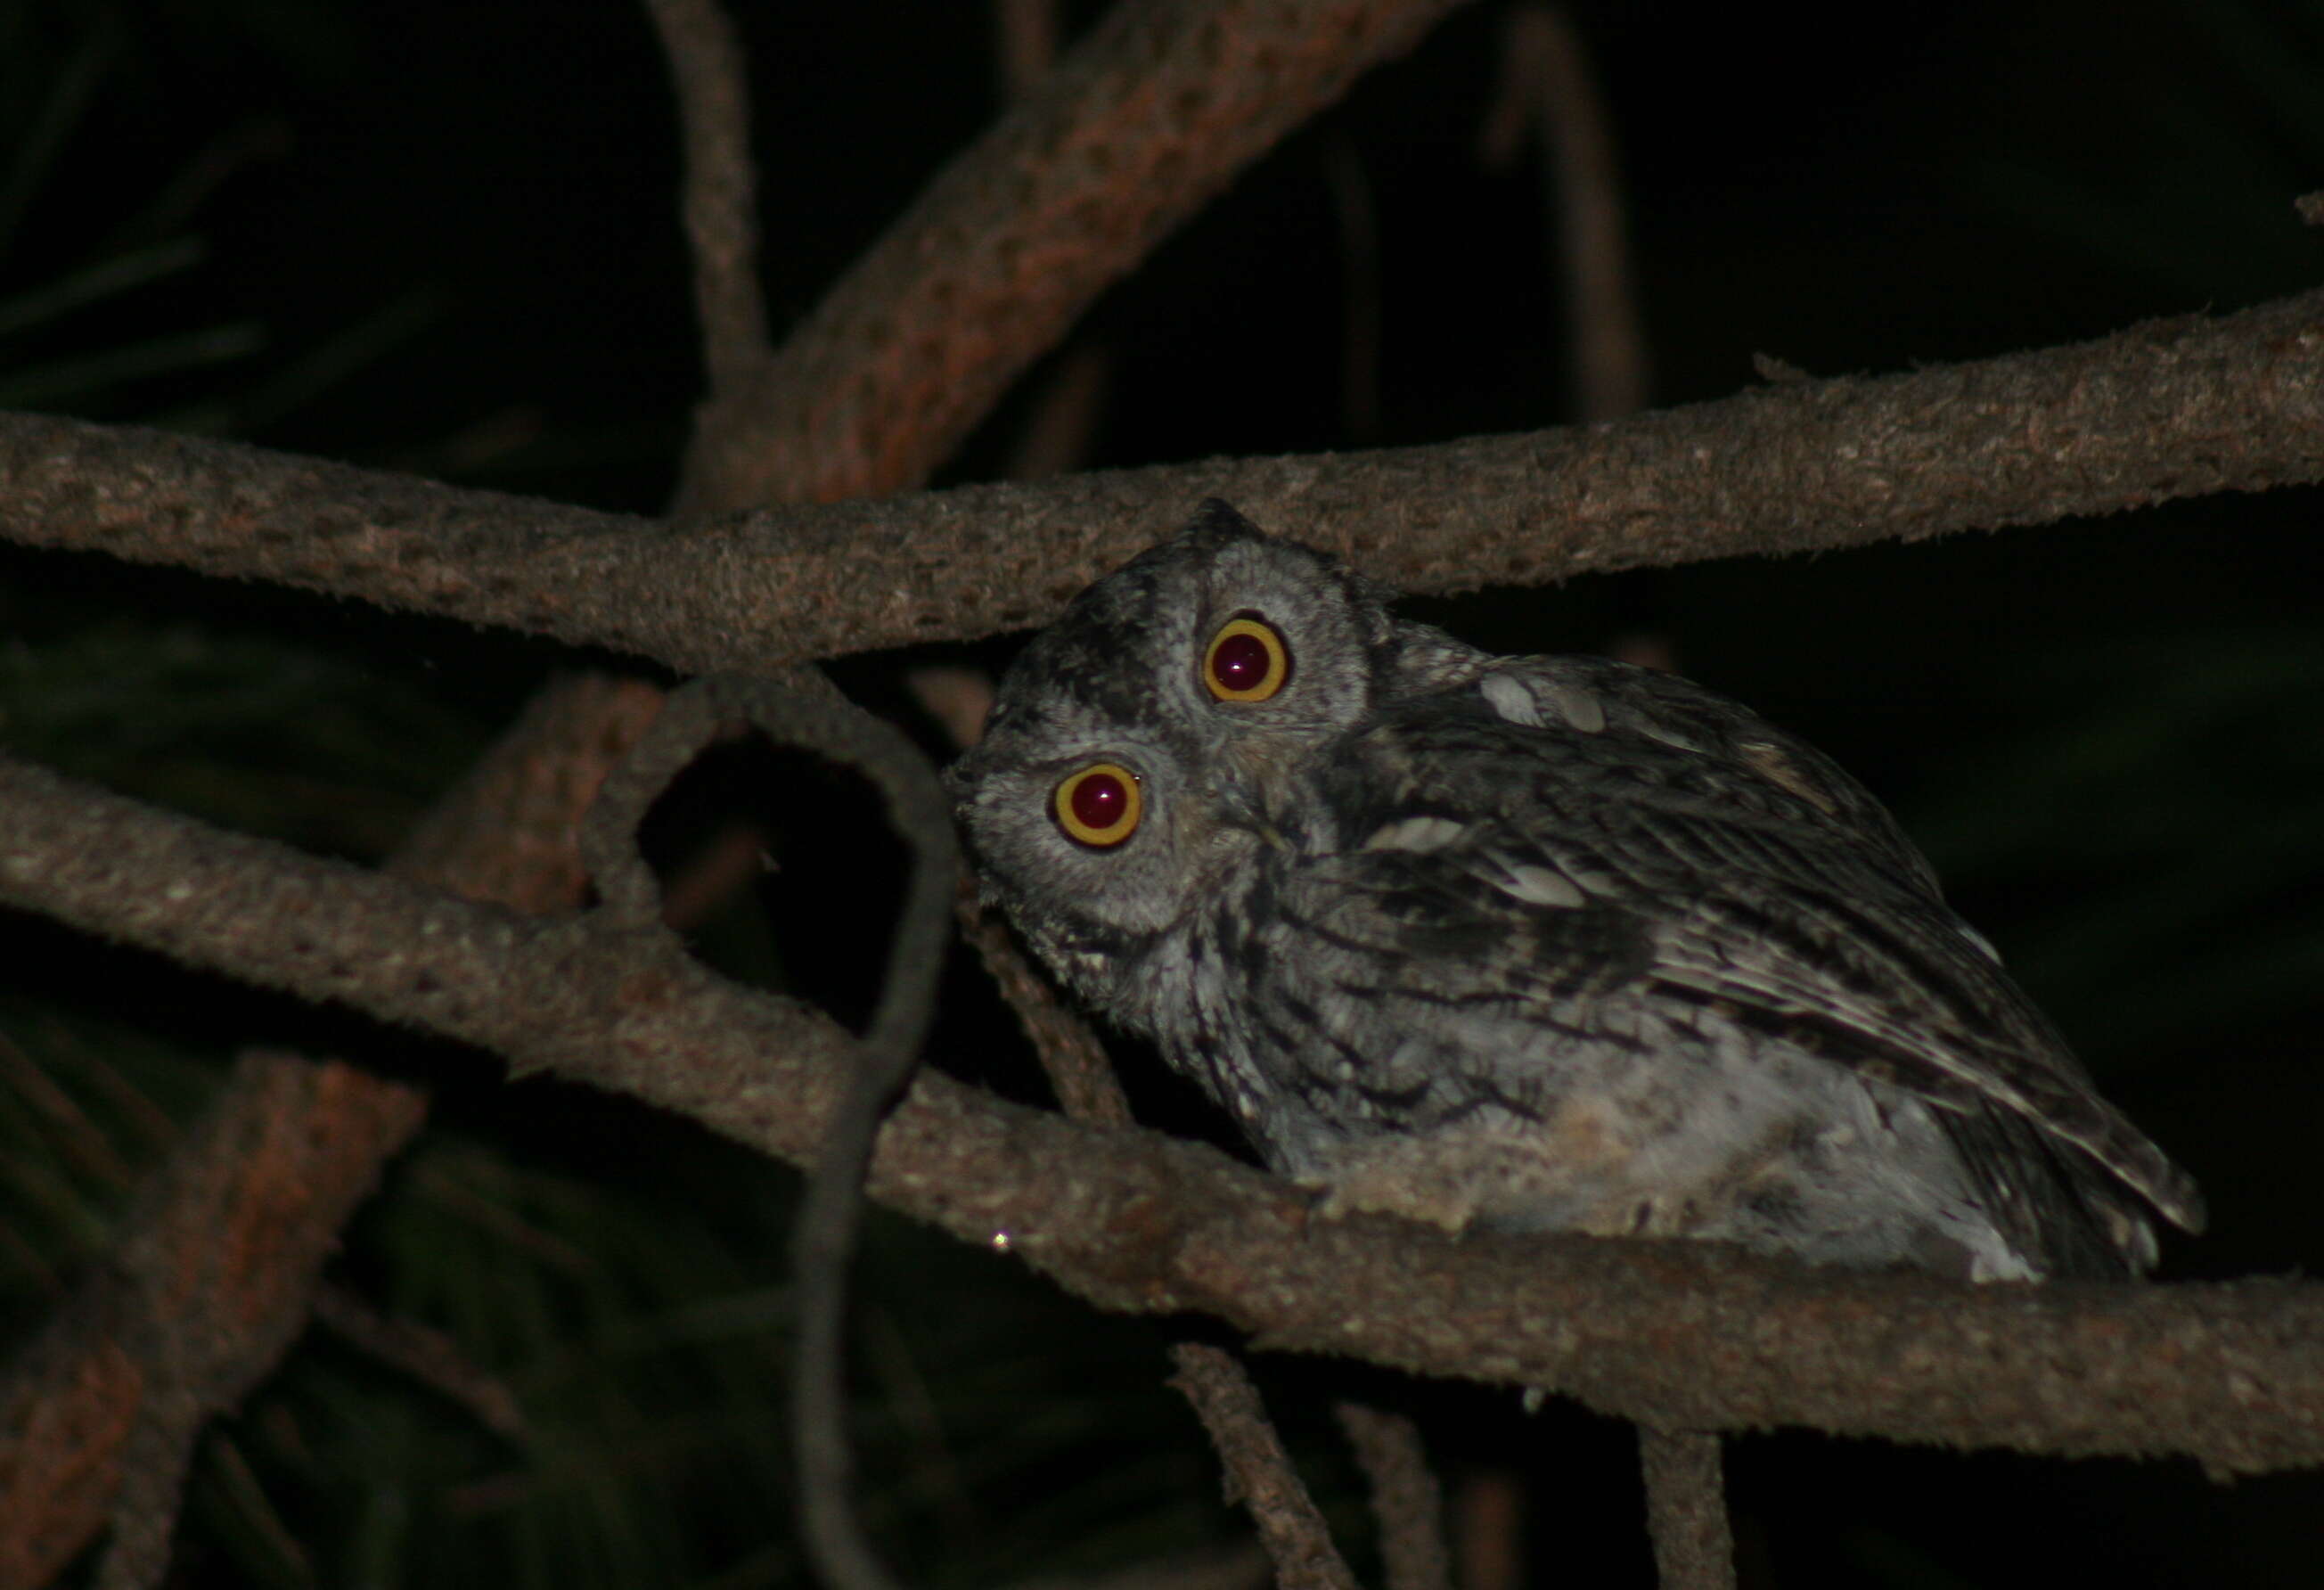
[1174,654,2202,1279]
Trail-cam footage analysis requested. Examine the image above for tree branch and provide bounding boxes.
[0,677,662,1586]
[1638,1429,1734,1590]
[1334,1404,1451,1590]
[5,284,2320,673]
[3,750,2321,1476]
[956,881,1136,1129]
[581,672,960,1590]
[639,0,787,518]
[1480,5,1648,422]
[700,0,1476,506]
[0,4,1489,1580]
[928,668,1136,1130]
[1168,1344,1358,1590]
[307,1285,528,1442]
[642,0,771,398]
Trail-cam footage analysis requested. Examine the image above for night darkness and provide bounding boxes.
[3,0,2321,1586]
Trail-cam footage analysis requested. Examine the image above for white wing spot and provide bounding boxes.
[1637,715,1708,752]
[1498,865,1585,908]
[1363,815,1467,853]
[1540,680,1607,734]
[1479,672,1543,726]
[1739,739,1838,814]
[1954,922,2004,964]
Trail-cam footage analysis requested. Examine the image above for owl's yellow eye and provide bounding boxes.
[1053,762,1142,847]
[1203,615,1290,703]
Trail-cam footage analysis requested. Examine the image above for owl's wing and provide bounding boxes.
[1300,659,2205,1237]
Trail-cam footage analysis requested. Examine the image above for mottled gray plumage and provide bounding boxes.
[949,502,2204,1280]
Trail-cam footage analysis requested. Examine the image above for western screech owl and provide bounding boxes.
[948,502,2204,1280]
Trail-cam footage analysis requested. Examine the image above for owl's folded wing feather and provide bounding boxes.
[1306,661,2205,1236]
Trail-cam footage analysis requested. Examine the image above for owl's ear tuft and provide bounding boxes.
[1181,498,1267,545]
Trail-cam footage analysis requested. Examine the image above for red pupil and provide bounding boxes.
[1070,772,1128,832]
[1212,632,1271,691]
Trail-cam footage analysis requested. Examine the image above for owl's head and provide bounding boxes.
[947,502,1395,996]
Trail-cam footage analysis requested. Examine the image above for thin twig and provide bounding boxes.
[577,671,959,1590]
[202,1437,313,1586]
[1452,1470,1524,1590]
[1002,344,1112,481]
[1638,1428,1735,1590]
[640,0,786,519]
[912,664,1134,1130]
[310,1284,528,1442]
[955,885,1135,1128]
[758,675,958,1590]
[1168,1344,1359,1590]
[655,816,776,931]
[1482,5,1647,421]
[1334,1404,1452,1590]
[640,0,770,397]
[994,0,1060,100]
[0,1028,135,1191]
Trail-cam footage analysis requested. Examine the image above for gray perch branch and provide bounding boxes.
[3,287,2320,675]
[0,751,2319,1479]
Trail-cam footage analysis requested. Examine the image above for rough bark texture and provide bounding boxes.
[0,677,665,1587]
[0,1,1495,1578]
[690,0,1474,507]
[2,752,2320,1479]
[4,2,2319,1578]
[1640,1430,1736,1590]
[1169,1344,1360,1590]
[1335,1404,1452,1590]
[4,286,2319,674]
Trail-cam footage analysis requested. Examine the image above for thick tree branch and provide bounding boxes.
[4,287,2320,673]
[0,4,1485,1581]
[700,0,1475,505]
[3,751,2321,1477]
[9,1053,418,1590]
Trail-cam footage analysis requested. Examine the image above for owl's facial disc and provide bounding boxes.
[946,502,1397,970]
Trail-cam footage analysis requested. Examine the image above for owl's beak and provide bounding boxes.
[1212,750,1293,852]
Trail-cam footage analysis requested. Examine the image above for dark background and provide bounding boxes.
[2,0,2320,1585]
